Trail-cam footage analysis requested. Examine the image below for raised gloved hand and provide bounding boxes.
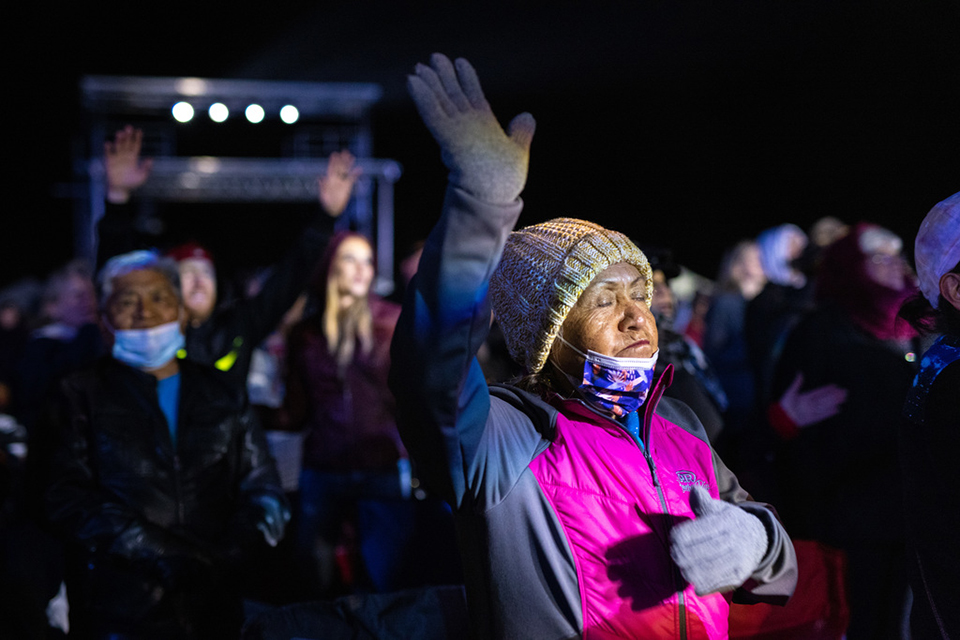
[254,494,291,547]
[669,485,768,595]
[408,53,536,203]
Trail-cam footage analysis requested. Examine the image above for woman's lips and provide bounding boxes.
[618,340,651,356]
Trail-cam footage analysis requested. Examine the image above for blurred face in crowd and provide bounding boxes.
[178,258,217,324]
[859,227,907,291]
[553,262,658,379]
[730,243,766,299]
[864,248,906,291]
[0,304,20,331]
[106,268,182,331]
[787,231,807,262]
[811,216,850,248]
[649,269,676,324]
[48,273,97,328]
[332,236,375,306]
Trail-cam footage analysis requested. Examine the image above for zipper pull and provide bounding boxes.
[646,451,661,488]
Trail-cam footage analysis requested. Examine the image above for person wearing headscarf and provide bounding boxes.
[898,190,960,640]
[770,222,923,639]
[756,224,808,290]
[389,53,796,640]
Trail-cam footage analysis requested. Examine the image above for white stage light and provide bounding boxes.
[172,102,195,123]
[175,78,208,96]
[245,104,265,123]
[280,105,299,124]
[208,103,229,122]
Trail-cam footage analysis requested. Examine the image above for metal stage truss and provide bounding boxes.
[77,75,401,294]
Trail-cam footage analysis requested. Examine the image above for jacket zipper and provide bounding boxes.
[173,453,185,526]
[166,401,184,527]
[613,411,687,640]
[568,378,689,639]
[640,371,689,640]
[645,447,686,640]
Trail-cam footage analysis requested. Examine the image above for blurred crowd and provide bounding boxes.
[0,119,956,640]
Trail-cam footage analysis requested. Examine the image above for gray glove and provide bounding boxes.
[254,494,291,548]
[669,485,767,595]
[407,53,536,203]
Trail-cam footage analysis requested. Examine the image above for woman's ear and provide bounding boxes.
[545,335,575,395]
[939,272,960,312]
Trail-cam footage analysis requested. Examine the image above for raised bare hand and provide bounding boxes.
[317,150,362,217]
[104,125,153,204]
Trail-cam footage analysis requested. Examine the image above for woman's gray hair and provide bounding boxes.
[97,250,182,306]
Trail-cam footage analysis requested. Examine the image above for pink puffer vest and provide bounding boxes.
[529,399,729,639]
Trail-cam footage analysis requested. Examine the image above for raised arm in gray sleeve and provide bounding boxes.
[389,186,548,510]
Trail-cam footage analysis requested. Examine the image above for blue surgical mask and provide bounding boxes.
[555,334,659,417]
[112,320,185,370]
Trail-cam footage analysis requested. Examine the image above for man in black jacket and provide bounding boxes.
[45,250,289,639]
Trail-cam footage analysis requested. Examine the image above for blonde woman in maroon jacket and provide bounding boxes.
[283,231,412,598]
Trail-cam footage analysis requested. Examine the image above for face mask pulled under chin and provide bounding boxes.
[111,319,185,370]
[553,334,659,417]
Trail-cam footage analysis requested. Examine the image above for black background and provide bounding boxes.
[7,0,959,289]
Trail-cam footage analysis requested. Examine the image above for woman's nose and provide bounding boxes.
[620,301,646,330]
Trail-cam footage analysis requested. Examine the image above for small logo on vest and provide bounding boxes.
[676,470,709,493]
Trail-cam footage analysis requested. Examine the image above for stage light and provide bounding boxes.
[172,102,195,123]
[280,105,299,124]
[191,156,222,174]
[208,103,229,123]
[245,104,265,123]
[175,78,208,96]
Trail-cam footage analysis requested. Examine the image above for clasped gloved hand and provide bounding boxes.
[254,494,291,548]
[407,53,536,204]
[669,486,768,595]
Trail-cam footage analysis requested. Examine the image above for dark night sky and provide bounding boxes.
[6,0,959,290]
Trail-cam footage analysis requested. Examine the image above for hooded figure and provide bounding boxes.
[815,223,917,341]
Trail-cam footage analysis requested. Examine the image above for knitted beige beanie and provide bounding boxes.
[489,218,653,374]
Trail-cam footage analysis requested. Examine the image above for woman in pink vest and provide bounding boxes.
[389,53,798,640]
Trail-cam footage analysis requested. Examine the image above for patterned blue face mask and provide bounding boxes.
[555,334,659,417]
